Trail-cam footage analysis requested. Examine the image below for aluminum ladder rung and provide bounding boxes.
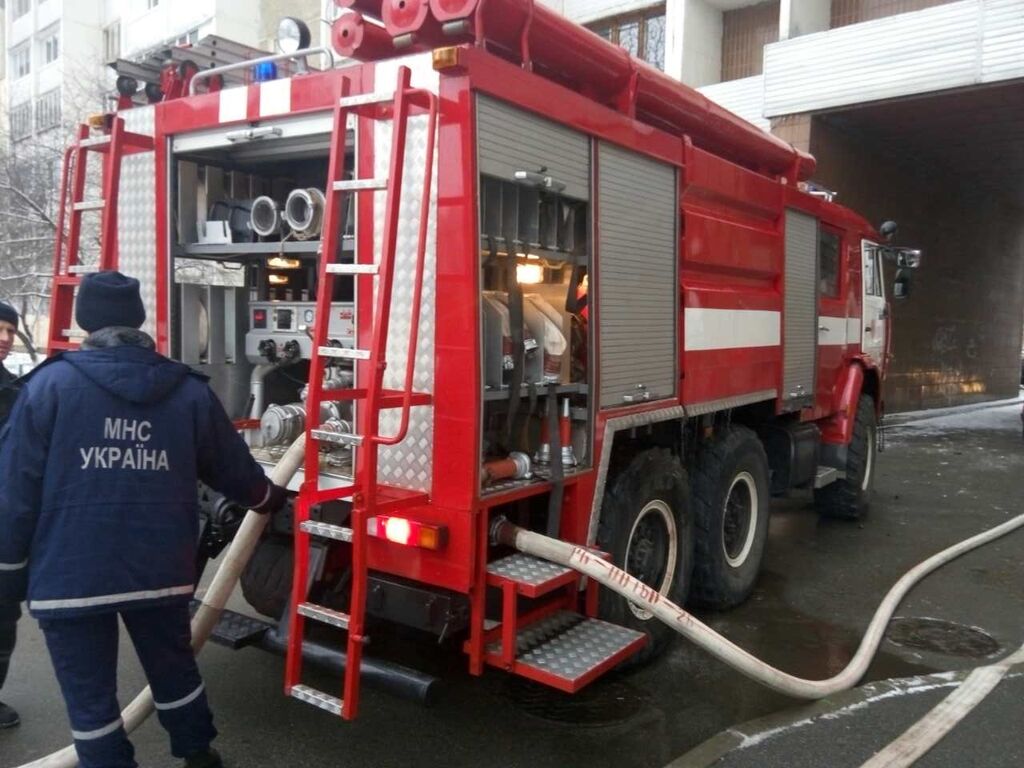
[298,602,351,630]
[67,264,100,274]
[299,520,354,542]
[333,178,387,192]
[79,136,111,149]
[73,199,105,212]
[310,428,364,447]
[339,91,395,108]
[318,346,370,360]
[289,684,343,716]
[325,263,379,275]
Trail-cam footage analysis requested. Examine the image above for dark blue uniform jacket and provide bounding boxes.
[0,344,271,617]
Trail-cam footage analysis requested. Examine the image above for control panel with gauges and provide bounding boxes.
[245,301,354,364]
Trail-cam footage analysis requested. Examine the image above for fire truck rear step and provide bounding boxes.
[486,610,646,692]
[189,600,272,650]
[814,466,844,488]
[487,553,576,598]
[289,684,343,716]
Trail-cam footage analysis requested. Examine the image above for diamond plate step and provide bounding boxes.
[290,684,342,716]
[486,610,646,693]
[188,601,271,650]
[486,553,576,598]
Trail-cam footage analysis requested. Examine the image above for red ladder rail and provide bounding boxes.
[47,118,154,354]
[284,66,437,721]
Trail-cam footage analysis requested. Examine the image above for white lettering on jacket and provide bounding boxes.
[81,418,170,472]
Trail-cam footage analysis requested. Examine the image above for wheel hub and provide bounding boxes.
[722,472,758,568]
[624,500,678,620]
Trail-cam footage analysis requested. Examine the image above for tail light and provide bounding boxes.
[367,516,448,551]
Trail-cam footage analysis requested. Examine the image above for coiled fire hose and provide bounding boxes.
[21,437,306,768]
[492,512,1024,700]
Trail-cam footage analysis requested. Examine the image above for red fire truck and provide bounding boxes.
[49,0,920,721]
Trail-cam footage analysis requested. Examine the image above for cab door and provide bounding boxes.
[860,241,886,363]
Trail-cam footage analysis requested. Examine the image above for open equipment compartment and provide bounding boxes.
[476,96,593,495]
[168,114,359,487]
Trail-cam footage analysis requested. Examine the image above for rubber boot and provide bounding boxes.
[184,749,223,768]
[0,701,20,729]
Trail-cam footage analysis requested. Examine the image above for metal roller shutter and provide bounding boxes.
[597,142,678,408]
[476,96,590,200]
[783,209,818,408]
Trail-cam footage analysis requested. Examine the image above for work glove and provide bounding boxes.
[252,481,289,515]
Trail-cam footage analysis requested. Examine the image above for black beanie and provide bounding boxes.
[75,271,146,333]
[0,302,18,330]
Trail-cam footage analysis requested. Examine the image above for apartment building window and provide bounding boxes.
[103,22,121,61]
[35,88,61,131]
[13,0,31,20]
[40,27,60,65]
[11,45,31,80]
[11,103,32,142]
[589,6,666,70]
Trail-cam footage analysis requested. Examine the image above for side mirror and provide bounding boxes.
[895,248,921,269]
[879,220,899,242]
[893,269,911,300]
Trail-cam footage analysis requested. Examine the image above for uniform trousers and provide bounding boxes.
[39,600,217,768]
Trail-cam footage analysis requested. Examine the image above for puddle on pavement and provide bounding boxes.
[504,675,649,726]
[886,617,1002,659]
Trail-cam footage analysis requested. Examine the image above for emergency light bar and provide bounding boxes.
[367,516,448,551]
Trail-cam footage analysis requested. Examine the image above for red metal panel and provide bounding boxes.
[682,347,781,404]
[366,506,476,591]
[430,74,481,512]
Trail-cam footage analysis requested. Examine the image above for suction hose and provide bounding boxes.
[492,512,1024,700]
[20,436,306,768]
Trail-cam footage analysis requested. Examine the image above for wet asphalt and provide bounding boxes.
[2,400,1022,768]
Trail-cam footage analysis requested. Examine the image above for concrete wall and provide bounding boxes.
[810,117,1024,411]
[680,0,722,86]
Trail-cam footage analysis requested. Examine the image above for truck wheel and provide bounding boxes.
[597,447,693,667]
[241,535,293,619]
[814,394,876,520]
[691,426,771,610]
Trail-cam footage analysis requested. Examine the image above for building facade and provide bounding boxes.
[545,0,1024,412]
[3,0,323,147]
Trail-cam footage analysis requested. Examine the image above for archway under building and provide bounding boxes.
[789,79,1024,411]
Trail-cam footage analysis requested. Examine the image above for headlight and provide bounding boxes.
[277,17,311,55]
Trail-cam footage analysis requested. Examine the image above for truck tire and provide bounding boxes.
[814,394,876,520]
[241,535,293,619]
[597,447,693,667]
[691,426,771,610]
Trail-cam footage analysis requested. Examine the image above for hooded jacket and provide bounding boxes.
[0,362,17,428]
[0,329,272,617]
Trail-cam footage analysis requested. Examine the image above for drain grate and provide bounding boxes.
[886,617,1001,659]
[505,676,647,726]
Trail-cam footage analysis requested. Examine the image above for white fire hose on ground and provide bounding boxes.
[493,512,1024,764]
[20,437,306,768]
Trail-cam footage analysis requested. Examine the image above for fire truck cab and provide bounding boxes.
[50,5,920,720]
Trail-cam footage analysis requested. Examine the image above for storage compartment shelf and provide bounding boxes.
[483,383,587,402]
[175,237,354,260]
[479,237,586,265]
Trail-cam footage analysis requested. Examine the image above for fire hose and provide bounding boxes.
[20,437,306,768]
[492,512,1024,700]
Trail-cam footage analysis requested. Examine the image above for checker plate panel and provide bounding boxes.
[118,107,158,339]
[487,554,573,587]
[488,611,645,684]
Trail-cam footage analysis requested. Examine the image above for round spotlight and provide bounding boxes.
[277,17,312,55]
[115,75,139,97]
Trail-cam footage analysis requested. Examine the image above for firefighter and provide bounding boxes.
[0,271,287,768]
[0,300,22,729]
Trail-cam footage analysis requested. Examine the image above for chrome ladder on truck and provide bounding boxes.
[284,67,437,721]
[47,118,154,353]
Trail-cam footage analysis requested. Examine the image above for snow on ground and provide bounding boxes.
[885,401,1023,444]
